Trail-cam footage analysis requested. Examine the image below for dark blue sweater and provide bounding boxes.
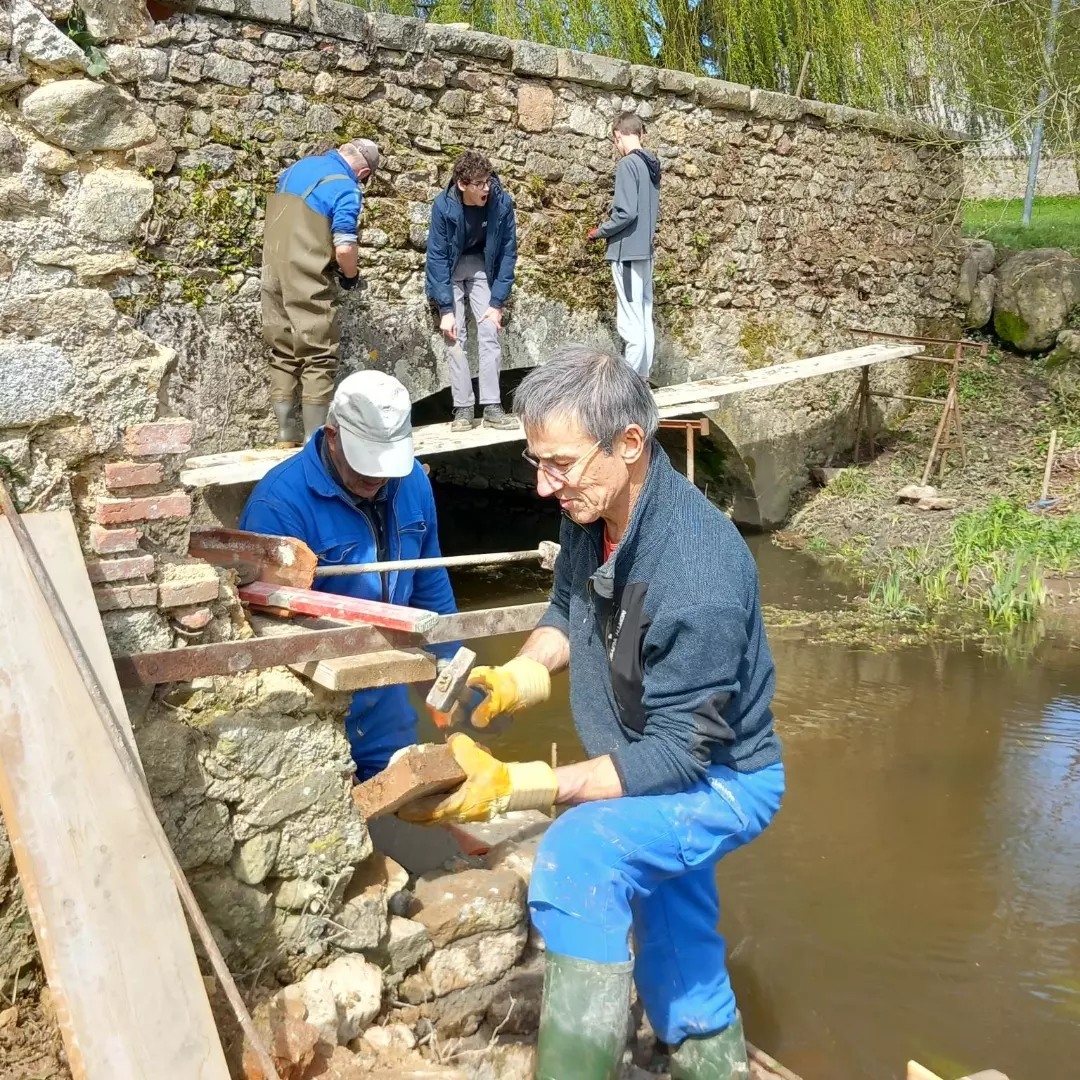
[539,446,781,797]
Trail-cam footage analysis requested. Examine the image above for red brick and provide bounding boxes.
[85,555,156,584]
[88,525,140,554]
[172,607,213,630]
[94,584,159,612]
[352,744,466,821]
[157,568,220,609]
[94,493,191,525]
[105,461,165,491]
[123,419,193,457]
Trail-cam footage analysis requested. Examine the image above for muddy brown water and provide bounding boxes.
[422,516,1080,1080]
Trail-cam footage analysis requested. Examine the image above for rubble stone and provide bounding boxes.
[20,80,156,152]
[410,868,526,947]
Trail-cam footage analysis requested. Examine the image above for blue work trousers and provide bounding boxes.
[528,762,784,1045]
[347,684,418,782]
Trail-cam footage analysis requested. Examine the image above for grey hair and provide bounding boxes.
[513,344,659,449]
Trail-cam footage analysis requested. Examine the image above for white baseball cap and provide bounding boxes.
[330,370,414,478]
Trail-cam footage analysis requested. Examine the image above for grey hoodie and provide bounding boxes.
[596,149,661,263]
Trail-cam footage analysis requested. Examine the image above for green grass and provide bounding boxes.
[963,195,1080,257]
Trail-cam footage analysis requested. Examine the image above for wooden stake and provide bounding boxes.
[1041,428,1058,502]
[685,424,696,485]
[795,50,812,97]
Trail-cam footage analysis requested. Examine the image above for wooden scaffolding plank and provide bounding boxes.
[179,344,924,489]
[290,646,437,691]
[0,512,229,1080]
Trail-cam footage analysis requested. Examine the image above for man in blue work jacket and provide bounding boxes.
[240,370,459,780]
[425,150,519,433]
[262,139,380,446]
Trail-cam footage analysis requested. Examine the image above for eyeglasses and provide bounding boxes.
[521,441,602,485]
[466,179,492,190]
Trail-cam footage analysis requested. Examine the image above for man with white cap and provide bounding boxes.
[262,139,381,446]
[240,370,459,779]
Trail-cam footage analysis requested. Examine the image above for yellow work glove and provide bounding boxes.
[466,656,550,729]
[398,733,558,824]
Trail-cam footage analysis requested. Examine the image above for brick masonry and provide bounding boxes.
[85,554,156,583]
[123,419,194,457]
[88,525,142,554]
[105,461,166,490]
[94,493,192,525]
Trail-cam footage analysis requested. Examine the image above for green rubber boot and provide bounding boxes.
[535,952,634,1080]
[669,1012,750,1080]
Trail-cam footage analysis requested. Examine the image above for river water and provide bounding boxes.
[434,502,1080,1079]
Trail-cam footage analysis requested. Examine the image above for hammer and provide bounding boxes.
[425,646,493,732]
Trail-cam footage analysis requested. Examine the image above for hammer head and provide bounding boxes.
[426,646,477,729]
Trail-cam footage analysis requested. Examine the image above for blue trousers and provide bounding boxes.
[347,684,418,781]
[528,762,784,1045]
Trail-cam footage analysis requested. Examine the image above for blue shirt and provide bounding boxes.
[240,432,457,642]
[276,150,362,245]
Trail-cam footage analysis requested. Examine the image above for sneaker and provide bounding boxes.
[451,407,474,432]
[482,404,519,430]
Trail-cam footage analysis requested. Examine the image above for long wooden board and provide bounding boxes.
[116,601,549,686]
[0,512,228,1080]
[179,344,923,488]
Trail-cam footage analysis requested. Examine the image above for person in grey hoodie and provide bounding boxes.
[588,112,662,379]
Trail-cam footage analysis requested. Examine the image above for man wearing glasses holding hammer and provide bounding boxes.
[402,345,784,1080]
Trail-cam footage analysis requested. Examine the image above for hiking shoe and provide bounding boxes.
[482,404,519,430]
[451,407,474,432]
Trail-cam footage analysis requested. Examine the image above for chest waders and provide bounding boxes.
[261,172,351,440]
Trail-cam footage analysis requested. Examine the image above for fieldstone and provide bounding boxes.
[70,169,154,242]
[0,341,75,427]
[135,718,195,797]
[966,273,996,330]
[696,77,751,111]
[955,251,980,306]
[274,878,323,913]
[236,769,342,832]
[0,127,24,175]
[993,248,1080,352]
[750,88,804,121]
[417,980,499,1038]
[165,797,233,870]
[26,140,76,175]
[438,88,466,116]
[965,238,995,274]
[360,1022,416,1054]
[33,247,138,282]
[283,956,383,1044]
[102,44,167,82]
[1047,329,1080,368]
[410,868,526,948]
[517,84,554,133]
[176,145,237,175]
[478,1042,536,1079]
[562,104,608,139]
[131,136,177,175]
[418,925,527,997]
[80,0,153,41]
[657,68,696,95]
[378,916,432,973]
[306,103,341,133]
[20,80,157,153]
[11,0,88,73]
[524,151,561,181]
[0,61,29,95]
[424,23,510,61]
[190,869,272,955]
[630,64,658,97]
[204,52,255,87]
[511,40,558,78]
[231,832,280,885]
[100,609,172,655]
[556,48,630,90]
[313,70,335,95]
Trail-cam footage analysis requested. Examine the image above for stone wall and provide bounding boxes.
[2,0,964,527]
[964,154,1079,199]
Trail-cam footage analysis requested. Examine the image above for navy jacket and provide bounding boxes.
[425,175,517,313]
[539,446,781,797]
[240,432,458,746]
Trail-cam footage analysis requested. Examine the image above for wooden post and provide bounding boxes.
[686,424,695,485]
[1041,428,1058,502]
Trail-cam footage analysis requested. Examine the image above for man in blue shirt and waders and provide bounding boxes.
[262,139,380,446]
[241,370,459,780]
[401,345,784,1080]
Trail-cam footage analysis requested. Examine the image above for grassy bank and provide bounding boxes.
[781,345,1080,640]
[963,195,1080,257]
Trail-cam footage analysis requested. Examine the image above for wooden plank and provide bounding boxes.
[116,601,549,686]
[179,345,923,489]
[0,512,228,1080]
[748,1041,805,1080]
[238,581,440,633]
[290,647,436,691]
